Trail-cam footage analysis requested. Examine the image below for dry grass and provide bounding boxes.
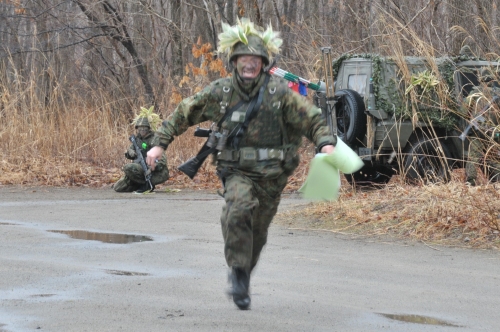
[2,20,500,251]
[2,84,500,251]
[275,173,500,250]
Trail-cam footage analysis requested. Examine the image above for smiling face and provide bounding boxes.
[234,55,263,80]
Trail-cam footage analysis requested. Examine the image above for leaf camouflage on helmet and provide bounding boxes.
[132,106,162,131]
[218,17,282,66]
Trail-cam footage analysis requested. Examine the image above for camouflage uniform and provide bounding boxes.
[114,128,169,192]
[152,26,335,309]
[154,71,334,267]
[464,70,500,185]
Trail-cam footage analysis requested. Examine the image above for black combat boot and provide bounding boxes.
[229,267,250,310]
[133,183,155,194]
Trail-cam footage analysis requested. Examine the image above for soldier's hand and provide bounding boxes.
[147,146,164,171]
[321,145,335,154]
[127,148,137,159]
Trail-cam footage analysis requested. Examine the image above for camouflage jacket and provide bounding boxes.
[126,131,167,167]
[154,72,335,178]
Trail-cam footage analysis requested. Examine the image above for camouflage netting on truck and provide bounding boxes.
[331,53,491,130]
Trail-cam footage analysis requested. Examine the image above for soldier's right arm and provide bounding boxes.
[147,79,228,169]
[155,79,228,149]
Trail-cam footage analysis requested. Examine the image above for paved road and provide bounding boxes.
[0,186,499,332]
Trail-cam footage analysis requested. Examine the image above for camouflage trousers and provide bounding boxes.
[465,137,500,184]
[220,172,288,273]
[113,162,169,192]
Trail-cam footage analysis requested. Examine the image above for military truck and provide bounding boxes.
[313,53,500,186]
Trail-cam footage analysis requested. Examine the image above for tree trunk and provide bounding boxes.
[171,0,183,78]
[74,0,155,105]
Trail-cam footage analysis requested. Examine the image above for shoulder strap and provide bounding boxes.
[218,99,245,127]
[219,84,232,115]
[230,74,271,149]
[192,98,247,162]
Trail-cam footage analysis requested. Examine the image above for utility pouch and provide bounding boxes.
[239,147,257,168]
[231,111,246,123]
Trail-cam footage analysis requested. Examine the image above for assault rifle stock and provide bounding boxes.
[177,127,214,179]
[129,135,154,190]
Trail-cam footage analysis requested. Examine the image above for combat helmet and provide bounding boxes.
[134,117,150,128]
[229,35,270,65]
[132,106,161,131]
[218,18,282,67]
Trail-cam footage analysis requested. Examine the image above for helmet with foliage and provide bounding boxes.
[132,106,161,131]
[230,35,270,65]
[134,117,150,128]
[218,18,282,67]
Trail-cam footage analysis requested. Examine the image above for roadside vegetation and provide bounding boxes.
[1,2,500,249]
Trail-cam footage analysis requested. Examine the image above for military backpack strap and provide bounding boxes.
[215,81,246,126]
[192,99,247,160]
[219,84,232,115]
[230,74,271,149]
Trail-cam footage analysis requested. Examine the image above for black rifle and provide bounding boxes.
[129,135,154,191]
[459,96,500,141]
[177,128,214,179]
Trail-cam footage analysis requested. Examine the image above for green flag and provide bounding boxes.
[299,138,364,201]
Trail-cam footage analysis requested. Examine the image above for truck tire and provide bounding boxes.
[403,135,452,184]
[334,89,367,145]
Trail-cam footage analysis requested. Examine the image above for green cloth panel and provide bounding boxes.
[299,138,364,201]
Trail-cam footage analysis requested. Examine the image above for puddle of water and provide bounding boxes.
[379,313,461,327]
[48,230,153,244]
[106,270,150,276]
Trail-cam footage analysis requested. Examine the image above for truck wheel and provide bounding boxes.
[334,89,367,145]
[403,136,452,184]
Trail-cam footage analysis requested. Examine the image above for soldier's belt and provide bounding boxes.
[217,148,285,162]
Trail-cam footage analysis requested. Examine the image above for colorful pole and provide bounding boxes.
[269,67,322,91]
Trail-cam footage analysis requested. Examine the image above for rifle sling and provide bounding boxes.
[192,73,271,160]
[230,74,271,149]
[192,99,246,160]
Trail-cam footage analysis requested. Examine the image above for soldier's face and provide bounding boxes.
[136,126,150,137]
[235,55,263,80]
